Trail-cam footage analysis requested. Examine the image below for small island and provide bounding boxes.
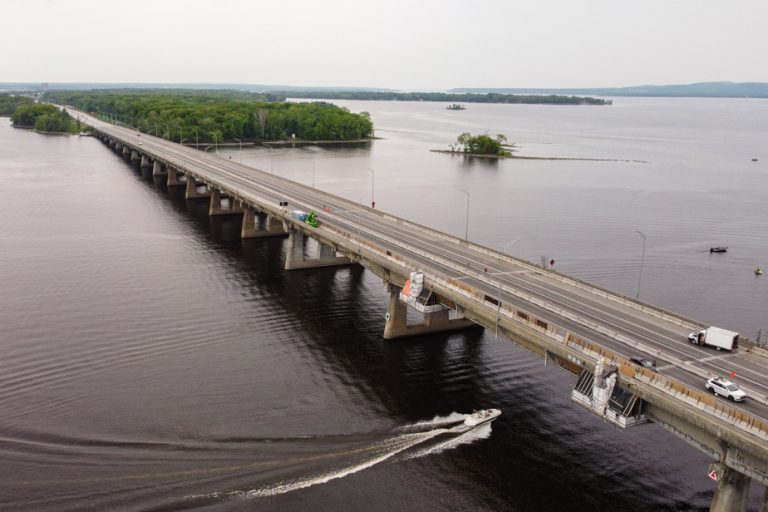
[436,132,513,158]
[446,104,466,111]
[10,103,81,134]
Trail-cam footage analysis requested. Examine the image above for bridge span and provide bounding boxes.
[70,107,768,511]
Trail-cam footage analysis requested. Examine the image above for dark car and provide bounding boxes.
[630,357,657,371]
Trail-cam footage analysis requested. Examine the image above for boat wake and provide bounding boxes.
[183,412,495,504]
[1,412,497,510]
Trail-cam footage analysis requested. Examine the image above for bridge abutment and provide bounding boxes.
[383,284,476,339]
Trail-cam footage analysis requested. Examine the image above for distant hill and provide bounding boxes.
[0,82,395,93]
[449,82,768,98]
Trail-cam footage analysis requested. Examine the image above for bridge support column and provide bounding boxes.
[122,146,130,158]
[167,168,183,186]
[115,142,122,151]
[130,150,139,162]
[762,485,768,512]
[383,284,477,339]
[209,190,244,216]
[284,230,350,270]
[108,139,115,148]
[710,465,751,512]
[185,176,210,199]
[152,160,166,177]
[140,154,151,167]
[241,209,287,238]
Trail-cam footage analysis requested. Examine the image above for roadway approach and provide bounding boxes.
[67,106,768,512]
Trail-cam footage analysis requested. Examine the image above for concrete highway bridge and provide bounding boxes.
[70,107,768,511]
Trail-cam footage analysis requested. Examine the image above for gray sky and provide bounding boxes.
[4,0,767,90]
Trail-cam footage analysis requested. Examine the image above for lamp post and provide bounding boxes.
[459,189,470,240]
[233,137,242,163]
[369,167,375,208]
[496,239,519,338]
[635,230,647,299]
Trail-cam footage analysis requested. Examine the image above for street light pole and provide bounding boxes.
[369,167,375,208]
[635,230,647,299]
[496,239,519,338]
[233,138,242,163]
[459,189,470,240]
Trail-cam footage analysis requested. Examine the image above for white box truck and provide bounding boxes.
[688,327,739,351]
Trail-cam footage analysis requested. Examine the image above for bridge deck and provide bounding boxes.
[71,108,768,462]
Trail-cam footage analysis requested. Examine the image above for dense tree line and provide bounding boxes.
[43,90,374,142]
[11,104,79,133]
[0,93,34,116]
[273,90,611,105]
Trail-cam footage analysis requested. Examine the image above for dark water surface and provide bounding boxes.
[0,97,766,511]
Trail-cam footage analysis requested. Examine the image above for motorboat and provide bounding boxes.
[756,267,764,276]
[463,409,502,428]
[710,247,728,253]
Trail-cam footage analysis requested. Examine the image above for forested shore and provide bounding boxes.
[43,90,374,142]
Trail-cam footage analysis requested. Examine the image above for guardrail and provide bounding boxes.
[320,221,768,442]
[97,125,768,443]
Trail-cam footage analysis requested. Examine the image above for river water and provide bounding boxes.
[0,97,766,511]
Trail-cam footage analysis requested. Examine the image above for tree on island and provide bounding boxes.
[452,132,513,156]
[11,104,79,133]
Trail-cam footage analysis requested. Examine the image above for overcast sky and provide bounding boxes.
[4,0,767,90]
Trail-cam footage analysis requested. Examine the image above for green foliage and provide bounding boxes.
[454,132,512,156]
[11,103,78,133]
[0,93,34,116]
[42,90,374,142]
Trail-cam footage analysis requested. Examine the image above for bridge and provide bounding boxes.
[70,107,768,512]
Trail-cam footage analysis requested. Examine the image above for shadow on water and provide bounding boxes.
[89,155,719,511]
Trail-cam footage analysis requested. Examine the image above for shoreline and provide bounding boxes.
[429,149,648,163]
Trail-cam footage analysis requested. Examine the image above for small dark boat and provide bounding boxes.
[710,246,728,253]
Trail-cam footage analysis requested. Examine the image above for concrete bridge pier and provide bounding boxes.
[241,208,287,238]
[130,150,140,162]
[152,161,166,177]
[185,176,210,199]
[140,154,152,167]
[167,168,183,186]
[284,229,350,270]
[383,284,477,339]
[209,189,244,216]
[121,146,130,158]
[108,139,115,148]
[115,142,122,152]
[710,464,751,512]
